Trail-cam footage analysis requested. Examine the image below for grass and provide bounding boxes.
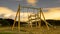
[0,32,14,34]
[0,26,60,34]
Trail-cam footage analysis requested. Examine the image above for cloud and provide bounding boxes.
[26,0,37,6]
[43,7,60,20]
[20,12,35,22]
[1,6,60,22]
[0,7,15,14]
[16,0,22,1]
[0,7,34,22]
[0,7,16,19]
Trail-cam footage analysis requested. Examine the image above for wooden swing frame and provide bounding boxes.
[12,4,53,31]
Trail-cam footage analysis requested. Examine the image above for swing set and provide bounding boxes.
[12,4,53,31]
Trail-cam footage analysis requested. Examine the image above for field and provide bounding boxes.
[0,26,60,34]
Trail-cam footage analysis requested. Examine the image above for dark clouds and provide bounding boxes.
[37,0,60,8]
[0,0,60,11]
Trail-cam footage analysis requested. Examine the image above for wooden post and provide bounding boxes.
[39,8,41,28]
[40,8,49,30]
[12,9,19,31]
[35,14,37,27]
[12,4,20,31]
[37,8,41,28]
[30,15,32,28]
[18,4,20,31]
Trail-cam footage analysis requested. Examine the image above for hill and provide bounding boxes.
[0,18,60,26]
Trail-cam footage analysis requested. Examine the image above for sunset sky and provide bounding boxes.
[0,0,60,22]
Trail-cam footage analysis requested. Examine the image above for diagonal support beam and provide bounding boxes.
[12,4,20,31]
[40,8,49,30]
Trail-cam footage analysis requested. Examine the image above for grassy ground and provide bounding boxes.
[0,26,60,34]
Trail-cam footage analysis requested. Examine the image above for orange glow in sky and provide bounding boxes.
[0,7,60,22]
[26,0,37,6]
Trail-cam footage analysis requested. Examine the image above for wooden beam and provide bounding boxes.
[40,8,49,30]
[12,9,19,31]
[12,4,20,31]
[18,4,20,32]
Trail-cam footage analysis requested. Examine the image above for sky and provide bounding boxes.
[0,0,60,22]
[0,0,60,11]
